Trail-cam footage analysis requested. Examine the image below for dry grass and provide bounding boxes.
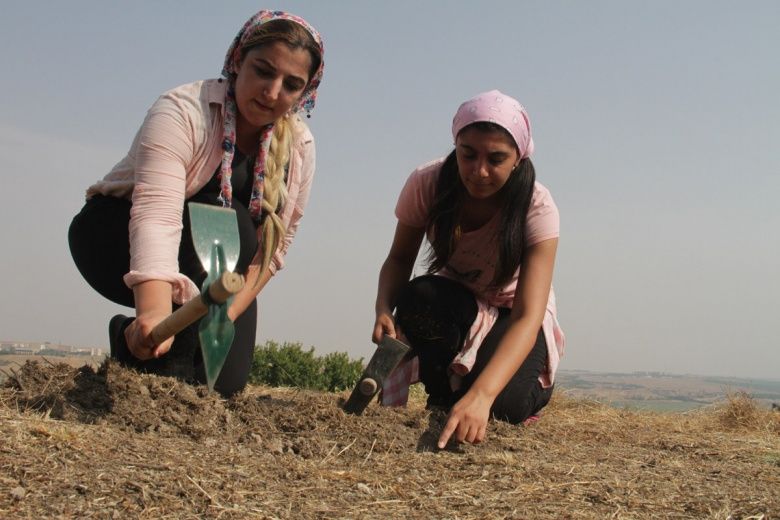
[0,360,778,519]
[714,391,780,434]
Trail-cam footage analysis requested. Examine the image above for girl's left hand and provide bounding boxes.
[372,311,397,344]
[437,390,493,448]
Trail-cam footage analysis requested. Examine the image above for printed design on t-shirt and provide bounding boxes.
[445,264,482,284]
[459,248,497,270]
[443,235,501,291]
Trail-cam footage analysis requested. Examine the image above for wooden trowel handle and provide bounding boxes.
[150,271,244,346]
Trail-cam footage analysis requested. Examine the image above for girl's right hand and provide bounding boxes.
[372,312,397,344]
[124,312,175,360]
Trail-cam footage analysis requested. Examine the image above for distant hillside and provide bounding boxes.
[556,369,780,411]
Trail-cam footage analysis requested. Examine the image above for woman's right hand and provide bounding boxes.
[129,280,175,360]
[372,311,397,344]
[124,312,175,360]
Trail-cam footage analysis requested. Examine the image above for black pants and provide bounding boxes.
[68,193,258,397]
[395,275,553,424]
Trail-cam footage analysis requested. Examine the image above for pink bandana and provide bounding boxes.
[451,90,534,159]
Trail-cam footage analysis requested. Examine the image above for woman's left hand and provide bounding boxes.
[226,265,271,323]
[437,390,493,448]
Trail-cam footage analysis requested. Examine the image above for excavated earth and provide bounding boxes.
[1,360,778,519]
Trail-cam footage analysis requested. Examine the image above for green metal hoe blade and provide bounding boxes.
[187,202,242,393]
[198,242,236,392]
[188,203,241,273]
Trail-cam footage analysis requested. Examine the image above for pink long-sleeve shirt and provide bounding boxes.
[86,79,316,304]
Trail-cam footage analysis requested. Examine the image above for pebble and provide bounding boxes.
[266,438,284,454]
[10,486,25,501]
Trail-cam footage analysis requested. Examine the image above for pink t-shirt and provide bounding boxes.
[395,158,560,307]
[382,157,565,406]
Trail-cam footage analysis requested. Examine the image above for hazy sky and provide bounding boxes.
[1,1,777,380]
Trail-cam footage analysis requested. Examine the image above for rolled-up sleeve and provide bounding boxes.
[123,94,200,303]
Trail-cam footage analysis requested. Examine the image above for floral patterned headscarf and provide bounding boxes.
[218,10,324,220]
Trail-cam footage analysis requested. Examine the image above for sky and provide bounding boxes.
[1,1,778,380]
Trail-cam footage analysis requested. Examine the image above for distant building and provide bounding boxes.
[0,340,105,357]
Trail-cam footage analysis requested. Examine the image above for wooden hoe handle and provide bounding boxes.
[150,271,244,346]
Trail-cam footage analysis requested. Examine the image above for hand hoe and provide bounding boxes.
[149,202,244,392]
[343,335,411,415]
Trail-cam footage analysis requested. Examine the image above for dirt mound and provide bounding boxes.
[1,360,778,518]
[6,360,227,436]
[3,360,444,453]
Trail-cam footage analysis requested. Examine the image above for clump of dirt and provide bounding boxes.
[4,360,230,438]
[3,360,111,423]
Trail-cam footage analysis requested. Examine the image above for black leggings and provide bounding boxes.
[395,275,553,424]
[68,193,258,397]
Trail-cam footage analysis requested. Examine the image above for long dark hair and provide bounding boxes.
[425,123,536,288]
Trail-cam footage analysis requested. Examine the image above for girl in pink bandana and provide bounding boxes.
[373,90,565,447]
[68,11,324,397]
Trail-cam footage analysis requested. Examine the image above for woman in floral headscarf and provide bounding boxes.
[373,90,565,447]
[68,10,324,397]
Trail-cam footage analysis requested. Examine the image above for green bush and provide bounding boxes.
[249,340,364,392]
[321,351,365,392]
